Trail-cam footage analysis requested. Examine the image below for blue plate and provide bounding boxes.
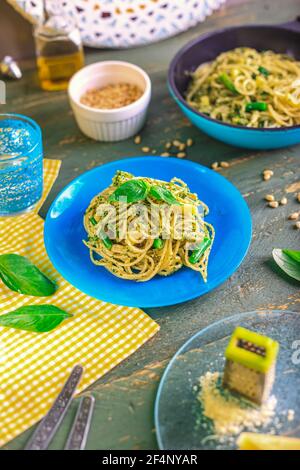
[44,156,252,307]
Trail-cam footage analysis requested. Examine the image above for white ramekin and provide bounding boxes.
[68,61,151,142]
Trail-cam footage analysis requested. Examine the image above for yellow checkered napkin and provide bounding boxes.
[0,159,159,447]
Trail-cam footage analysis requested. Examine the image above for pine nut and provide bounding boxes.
[211,162,219,170]
[280,197,288,205]
[177,152,186,158]
[186,138,193,147]
[288,212,299,220]
[265,194,275,202]
[220,161,229,168]
[268,201,279,208]
[134,135,141,144]
[294,221,300,229]
[142,147,150,152]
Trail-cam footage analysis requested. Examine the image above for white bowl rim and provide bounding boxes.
[68,60,151,116]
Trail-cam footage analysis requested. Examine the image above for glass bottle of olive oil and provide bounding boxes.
[34,0,84,91]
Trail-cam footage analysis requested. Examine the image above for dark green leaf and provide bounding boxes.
[272,248,300,282]
[149,185,181,205]
[0,305,72,333]
[189,237,211,264]
[0,254,57,297]
[109,179,149,203]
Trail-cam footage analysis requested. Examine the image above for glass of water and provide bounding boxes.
[0,114,43,216]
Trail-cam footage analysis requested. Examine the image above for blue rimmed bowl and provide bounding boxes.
[168,19,300,150]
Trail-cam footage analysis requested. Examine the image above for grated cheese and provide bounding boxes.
[197,371,277,437]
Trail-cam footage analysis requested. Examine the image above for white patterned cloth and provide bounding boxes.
[7,0,226,48]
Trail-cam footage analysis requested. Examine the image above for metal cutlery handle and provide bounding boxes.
[25,364,84,450]
[64,395,95,450]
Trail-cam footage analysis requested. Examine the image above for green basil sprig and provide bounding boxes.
[272,248,300,282]
[109,179,149,203]
[0,305,72,333]
[149,185,181,205]
[0,254,57,297]
[109,178,181,206]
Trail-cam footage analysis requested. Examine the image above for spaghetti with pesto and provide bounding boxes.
[186,47,300,128]
[83,171,214,282]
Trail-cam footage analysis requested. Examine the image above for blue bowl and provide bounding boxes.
[44,157,252,308]
[168,20,300,149]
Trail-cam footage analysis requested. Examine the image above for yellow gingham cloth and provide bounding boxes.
[0,159,159,447]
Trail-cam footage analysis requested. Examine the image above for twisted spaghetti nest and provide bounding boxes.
[83,171,214,282]
[186,47,300,128]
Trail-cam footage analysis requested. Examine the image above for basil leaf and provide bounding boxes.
[150,185,181,205]
[0,254,57,297]
[0,305,72,333]
[109,179,149,203]
[283,249,300,264]
[272,248,300,282]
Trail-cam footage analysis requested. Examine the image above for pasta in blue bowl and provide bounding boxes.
[168,21,300,149]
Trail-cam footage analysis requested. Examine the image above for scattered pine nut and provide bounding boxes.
[268,201,279,208]
[265,194,275,202]
[134,135,141,144]
[297,193,300,203]
[173,140,181,147]
[263,169,274,181]
[179,143,186,151]
[211,162,219,170]
[152,149,157,154]
[177,152,186,158]
[142,146,150,153]
[288,212,299,220]
[186,138,193,147]
[220,161,229,168]
[280,197,288,205]
[161,152,170,157]
[165,142,172,149]
[294,221,300,229]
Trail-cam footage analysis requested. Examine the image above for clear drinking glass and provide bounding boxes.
[0,114,43,216]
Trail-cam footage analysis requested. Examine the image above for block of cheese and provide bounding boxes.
[237,432,300,450]
[223,327,279,405]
